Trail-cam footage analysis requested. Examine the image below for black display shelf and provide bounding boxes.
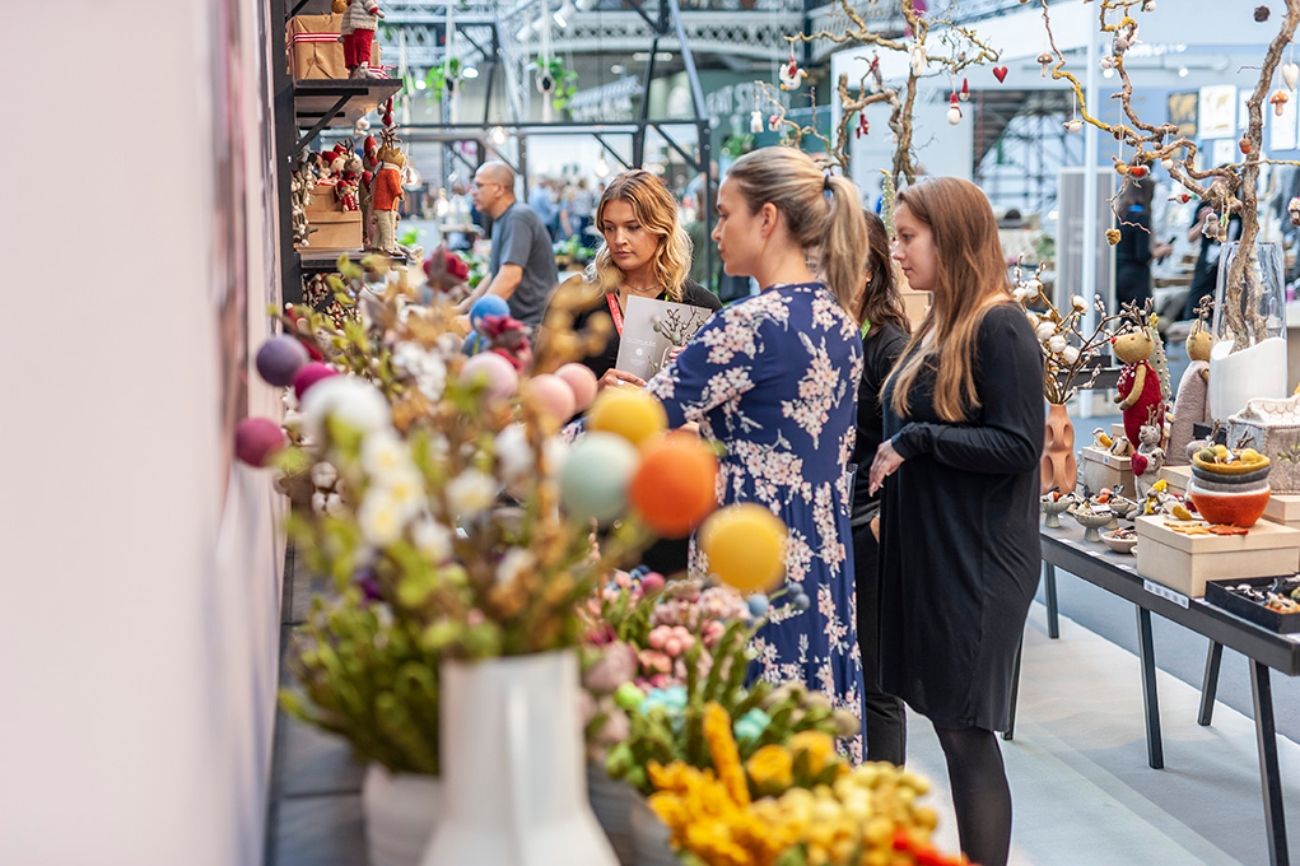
[293,78,403,151]
[296,248,408,276]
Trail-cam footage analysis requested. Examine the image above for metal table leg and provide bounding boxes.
[1002,637,1024,742]
[1044,561,1060,639]
[1251,661,1290,866]
[1198,640,1224,727]
[1136,606,1164,769]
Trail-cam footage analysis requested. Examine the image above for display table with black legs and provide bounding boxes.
[1016,522,1300,866]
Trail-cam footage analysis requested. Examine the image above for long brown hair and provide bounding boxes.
[722,147,868,312]
[886,177,1012,422]
[588,169,692,302]
[858,209,909,336]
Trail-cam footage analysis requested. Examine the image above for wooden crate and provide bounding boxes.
[1263,493,1300,531]
[1134,515,1300,598]
[1080,445,1134,495]
[1158,464,1192,496]
[296,210,362,252]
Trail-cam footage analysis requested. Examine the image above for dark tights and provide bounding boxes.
[934,724,1012,866]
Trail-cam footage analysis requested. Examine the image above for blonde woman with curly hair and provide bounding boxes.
[543,169,720,391]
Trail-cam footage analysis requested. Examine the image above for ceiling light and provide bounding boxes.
[594,153,610,178]
[611,63,626,74]
[414,78,428,90]
[553,9,568,28]
[490,125,508,146]
[1178,66,1189,77]
[462,65,479,79]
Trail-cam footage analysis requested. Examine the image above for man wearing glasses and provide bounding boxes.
[461,161,559,328]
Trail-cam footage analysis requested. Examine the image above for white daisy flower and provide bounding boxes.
[446,469,497,520]
[362,430,415,483]
[411,517,453,563]
[495,424,533,481]
[381,469,427,520]
[358,490,405,546]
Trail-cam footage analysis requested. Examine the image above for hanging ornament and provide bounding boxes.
[1141,0,1156,9]
[1285,62,1300,91]
[1161,157,1176,171]
[779,50,807,91]
[750,109,764,134]
[1272,89,1291,116]
[1037,52,1053,78]
[1100,55,1116,72]
[947,93,962,125]
[1169,192,1191,204]
[354,117,371,134]
[1289,197,1300,227]
[910,43,928,78]
[769,113,782,131]
[1064,118,1083,133]
[992,65,1008,83]
[1240,136,1253,154]
[855,113,870,139]
[1129,164,1149,179]
[959,78,970,102]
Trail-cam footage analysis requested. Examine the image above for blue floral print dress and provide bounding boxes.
[646,282,867,758]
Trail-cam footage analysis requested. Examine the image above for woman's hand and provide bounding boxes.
[666,345,685,365]
[598,368,647,391]
[869,439,905,495]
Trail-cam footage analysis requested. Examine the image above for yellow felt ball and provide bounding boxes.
[699,504,787,593]
[587,387,667,445]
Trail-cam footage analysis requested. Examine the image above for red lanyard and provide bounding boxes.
[605,292,625,336]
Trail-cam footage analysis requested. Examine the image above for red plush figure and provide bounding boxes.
[1112,328,1165,449]
[336,157,362,212]
[333,0,383,78]
[371,142,405,254]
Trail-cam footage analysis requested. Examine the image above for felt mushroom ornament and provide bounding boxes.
[1037,52,1053,78]
[1272,89,1290,117]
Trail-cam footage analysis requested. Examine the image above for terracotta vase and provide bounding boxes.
[1042,403,1077,495]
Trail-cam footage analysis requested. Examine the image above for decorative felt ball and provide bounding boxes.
[462,332,486,356]
[629,432,718,537]
[747,594,770,618]
[460,351,518,400]
[555,362,599,412]
[560,432,639,524]
[235,417,288,467]
[524,374,577,425]
[588,388,668,446]
[699,503,787,593]
[469,295,511,329]
[256,335,309,387]
[292,362,339,401]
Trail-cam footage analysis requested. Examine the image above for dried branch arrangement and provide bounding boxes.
[761,0,1001,183]
[1036,0,1300,347]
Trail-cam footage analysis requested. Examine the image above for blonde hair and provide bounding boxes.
[722,147,868,313]
[588,170,692,302]
[886,177,1013,422]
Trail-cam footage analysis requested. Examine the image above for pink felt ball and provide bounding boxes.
[555,363,599,412]
[460,351,518,400]
[293,362,339,401]
[235,417,287,468]
[525,374,577,424]
[256,335,309,387]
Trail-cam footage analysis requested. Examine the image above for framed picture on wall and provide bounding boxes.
[1273,94,1298,151]
[1199,85,1237,139]
[1167,91,1198,138]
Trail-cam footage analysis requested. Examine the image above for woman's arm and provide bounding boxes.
[890,307,1043,474]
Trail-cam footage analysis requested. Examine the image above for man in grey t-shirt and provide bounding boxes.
[462,161,558,327]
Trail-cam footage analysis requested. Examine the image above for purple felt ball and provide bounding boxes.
[256,335,309,387]
[293,362,339,401]
[235,417,287,467]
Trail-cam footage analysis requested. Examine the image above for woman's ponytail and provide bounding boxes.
[820,175,869,319]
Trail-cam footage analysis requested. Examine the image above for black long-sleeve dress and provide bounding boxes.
[878,303,1044,731]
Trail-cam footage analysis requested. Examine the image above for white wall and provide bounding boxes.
[1,2,284,865]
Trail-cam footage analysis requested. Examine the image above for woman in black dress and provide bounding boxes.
[1114,178,1172,310]
[851,211,910,765]
[540,169,720,575]
[869,178,1043,866]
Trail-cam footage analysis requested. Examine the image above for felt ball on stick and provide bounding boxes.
[469,295,511,329]
[460,351,518,400]
[235,417,288,467]
[560,432,639,524]
[555,363,599,412]
[256,335,309,387]
[293,362,339,400]
[588,388,667,446]
[524,373,577,425]
[699,503,787,593]
[628,432,719,537]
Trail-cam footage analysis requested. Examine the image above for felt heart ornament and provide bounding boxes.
[1131,453,1149,476]
[993,66,1008,83]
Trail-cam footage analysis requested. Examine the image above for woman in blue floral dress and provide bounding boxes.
[646,147,870,757]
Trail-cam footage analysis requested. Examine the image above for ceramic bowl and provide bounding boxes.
[1069,508,1114,542]
[1100,529,1137,555]
[1041,496,1072,528]
[1187,479,1271,528]
[1190,462,1272,486]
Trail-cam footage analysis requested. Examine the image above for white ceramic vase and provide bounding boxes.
[362,765,442,866]
[421,651,618,866]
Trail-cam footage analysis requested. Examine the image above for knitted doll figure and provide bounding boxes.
[1113,325,1166,450]
[333,0,383,79]
[372,143,405,254]
[336,157,363,212]
[1167,323,1213,464]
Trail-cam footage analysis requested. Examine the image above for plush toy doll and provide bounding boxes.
[333,0,383,79]
[1113,325,1167,449]
[1167,322,1213,464]
[336,157,363,212]
[371,143,405,254]
[1130,419,1166,499]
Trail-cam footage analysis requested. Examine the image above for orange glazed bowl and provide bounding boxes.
[1188,479,1272,528]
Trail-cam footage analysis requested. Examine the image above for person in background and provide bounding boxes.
[644,147,870,756]
[850,210,910,766]
[1181,196,1243,321]
[542,169,719,576]
[461,161,559,328]
[529,177,560,241]
[685,184,718,290]
[870,177,1043,866]
[1115,178,1173,310]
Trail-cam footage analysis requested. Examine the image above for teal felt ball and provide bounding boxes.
[560,432,639,525]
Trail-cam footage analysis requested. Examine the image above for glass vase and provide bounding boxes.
[1208,241,1288,422]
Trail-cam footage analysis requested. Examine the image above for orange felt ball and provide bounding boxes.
[629,433,719,537]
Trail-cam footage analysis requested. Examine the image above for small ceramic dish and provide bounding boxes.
[1101,528,1137,555]
[1041,496,1072,528]
[1070,508,1114,543]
